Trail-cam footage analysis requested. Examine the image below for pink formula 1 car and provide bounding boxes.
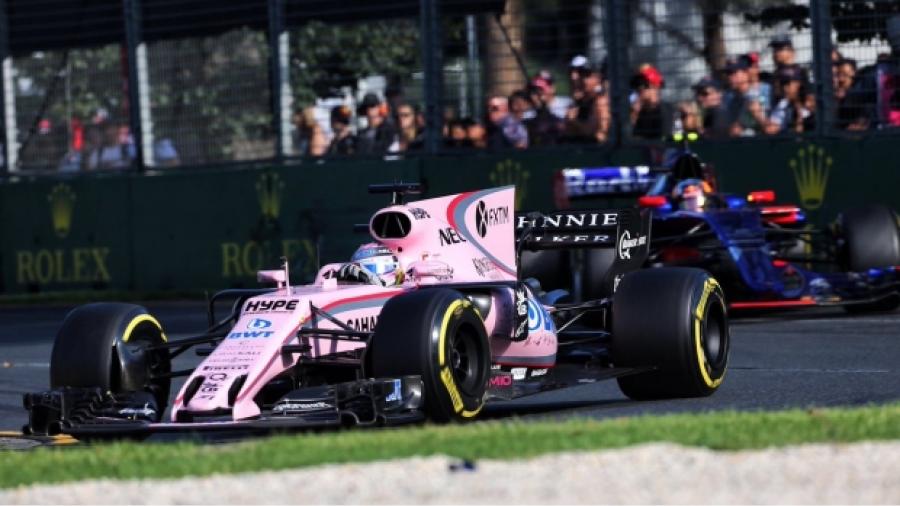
[25,184,730,438]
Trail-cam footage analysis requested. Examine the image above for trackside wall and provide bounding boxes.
[1,138,897,295]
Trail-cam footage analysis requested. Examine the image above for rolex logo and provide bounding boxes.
[489,159,529,210]
[48,183,76,238]
[256,172,284,220]
[789,145,832,211]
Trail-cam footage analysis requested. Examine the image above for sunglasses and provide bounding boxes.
[489,105,503,112]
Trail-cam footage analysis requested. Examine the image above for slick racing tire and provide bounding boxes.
[50,303,171,418]
[838,205,900,313]
[611,268,729,399]
[839,205,900,272]
[370,289,490,422]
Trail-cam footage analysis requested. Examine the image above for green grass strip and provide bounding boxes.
[3,403,899,489]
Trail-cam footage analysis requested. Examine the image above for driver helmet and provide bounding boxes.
[351,242,399,276]
[671,178,713,212]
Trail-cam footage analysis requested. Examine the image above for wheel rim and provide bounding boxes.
[701,300,728,373]
[448,323,484,397]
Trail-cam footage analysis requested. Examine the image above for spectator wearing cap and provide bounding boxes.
[568,55,591,102]
[327,105,356,155]
[563,60,609,143]
[692,77,730,139]
[770,35,796,68]
[356,92,399,155]
[628,63,672,140]
[743,52,772,117]
[532,70,571,120]
[766,65,812,134]
[768,35,810,102]
[526,74,563,146]
[723,56,769,136]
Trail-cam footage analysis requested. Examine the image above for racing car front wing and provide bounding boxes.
[23,376,425,439]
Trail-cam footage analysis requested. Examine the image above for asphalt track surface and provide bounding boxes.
[1,302,898,441]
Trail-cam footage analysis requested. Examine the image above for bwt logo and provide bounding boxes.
[247,318,272,329]
[229,331,275,339]
[474,200,510,237]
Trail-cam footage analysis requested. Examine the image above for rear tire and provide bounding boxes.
[611,268,729,399]
[370,289,490,422]
[838,205,900,312]
[839,205,900,271]
[50,303,171,417]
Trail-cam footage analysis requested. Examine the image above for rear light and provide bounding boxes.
[747,190,776,204]
[772,259,788,268]
[638,195,668,208]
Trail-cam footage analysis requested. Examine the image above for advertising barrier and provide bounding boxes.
[1,138,898,295]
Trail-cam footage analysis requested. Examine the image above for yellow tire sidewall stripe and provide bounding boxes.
[121,314,167,343]
[437,299,483,418]
[693,278,725,389]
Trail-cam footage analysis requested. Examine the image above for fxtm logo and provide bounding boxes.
[247,318,272,329]
[789,144,831,211]
[489,159,529,210]
[48,183,76,239]
[474,200,510,237]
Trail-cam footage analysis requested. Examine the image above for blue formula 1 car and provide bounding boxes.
[551,146,900,313]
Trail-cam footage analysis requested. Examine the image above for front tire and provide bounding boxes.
[370,289,490,422]
[611,268,729,399]
[50,303,171,417]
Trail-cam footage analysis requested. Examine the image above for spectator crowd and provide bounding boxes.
[294,31,900,158]
[24,28,900,171]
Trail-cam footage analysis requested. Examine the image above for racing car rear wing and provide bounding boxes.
[516,208,651,294]
[556,166,660,201]
[553,152,710,208]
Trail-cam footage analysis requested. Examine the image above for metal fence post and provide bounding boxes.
[419,0,443,155]
[603,0,629,146]
[810,0,834,136]
[268,0,292,160]
[0,0,16,173]
[123,0,154,170]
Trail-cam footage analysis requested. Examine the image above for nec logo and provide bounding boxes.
[439,227,467,246]
[247,318,272,329]
[245,299,299,312]
[228,331,275,339]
